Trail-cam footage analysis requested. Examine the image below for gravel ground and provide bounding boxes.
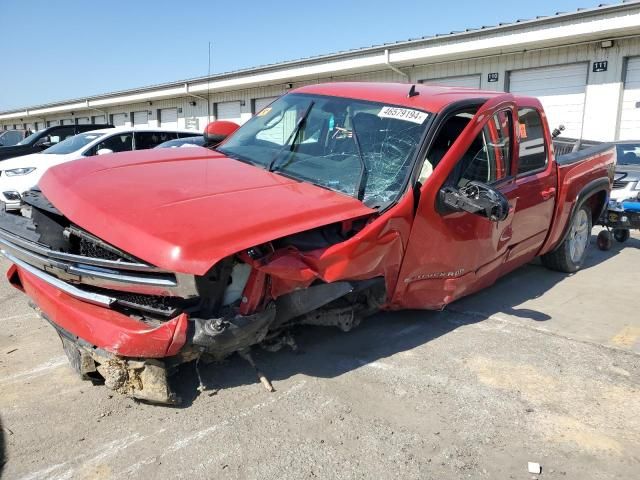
[1,233,639,480]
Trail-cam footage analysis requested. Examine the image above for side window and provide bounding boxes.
[517,108,547,175]
[49,126,75,144]
[135,132,177,150]
[91,133,133,154]
[455,110,512,187]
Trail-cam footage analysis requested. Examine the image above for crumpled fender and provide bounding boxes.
[244,193,415,302]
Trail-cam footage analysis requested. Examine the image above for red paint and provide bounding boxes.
[13,83,615,359]
[204,120,240,145]
[12,266,189,358]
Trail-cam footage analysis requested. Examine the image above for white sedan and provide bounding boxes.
[0,127,200,211]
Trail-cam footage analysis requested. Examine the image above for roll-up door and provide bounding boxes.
[419,74,481,88]
[133,111,149,126]
[216,101,242,123]
[618,57,640,140]
[76,117,90,125]
[254,97,278,114]
[61,119,74,125]
[159,108,178,128]
[111,113,127,127]
[35,121,45,131]
[92,115,106,124]
[47,120,59,127]
[508,63,588,138]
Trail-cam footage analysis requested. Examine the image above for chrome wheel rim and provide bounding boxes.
[569,210,589,263]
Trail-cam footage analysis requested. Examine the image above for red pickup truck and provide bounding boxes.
[0,83,616,403]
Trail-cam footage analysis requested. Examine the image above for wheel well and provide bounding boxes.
[584,190,607,224]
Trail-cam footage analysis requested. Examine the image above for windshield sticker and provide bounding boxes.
[257,107,272,117]
[378,106,429,124]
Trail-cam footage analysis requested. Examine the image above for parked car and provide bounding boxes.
[0,127,200,211]
[0,130,26,147]
[0,124,113,162]
[155,136,205,149]
[0,83,616,403]
[609,141,640,202]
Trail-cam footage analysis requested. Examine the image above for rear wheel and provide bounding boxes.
[613,228,630,243]
[542,205,592,273]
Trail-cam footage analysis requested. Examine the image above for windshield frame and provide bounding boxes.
[217,92,434,209]
[16,130,42,146]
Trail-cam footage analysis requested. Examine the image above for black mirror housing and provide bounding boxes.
[439,181,510,222]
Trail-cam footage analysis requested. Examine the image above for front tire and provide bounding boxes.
[542,205,592,273]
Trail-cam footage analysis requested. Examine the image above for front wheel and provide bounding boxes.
[542,205,592,273]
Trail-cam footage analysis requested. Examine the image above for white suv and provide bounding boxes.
[0,127,200,211]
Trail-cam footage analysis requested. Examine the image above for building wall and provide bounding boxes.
[3,36,640,141]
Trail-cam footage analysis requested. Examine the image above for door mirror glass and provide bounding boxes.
[439,181,510,222]
[96,148,114,156]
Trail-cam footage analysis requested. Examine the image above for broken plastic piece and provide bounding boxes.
[527,462,542,474]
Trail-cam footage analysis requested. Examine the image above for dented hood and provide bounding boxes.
[38,148,374,275]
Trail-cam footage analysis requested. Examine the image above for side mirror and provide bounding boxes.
[96,148,114,156]
[439,181,510,222]
[203,120,240,147]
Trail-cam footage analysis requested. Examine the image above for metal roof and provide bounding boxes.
[1,0,639,116]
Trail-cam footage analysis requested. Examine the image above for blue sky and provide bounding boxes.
[0,0,608,110]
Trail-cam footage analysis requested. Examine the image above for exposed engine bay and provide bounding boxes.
[1,189,386,403]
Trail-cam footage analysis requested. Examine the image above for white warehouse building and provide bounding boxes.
[3,1,640,141]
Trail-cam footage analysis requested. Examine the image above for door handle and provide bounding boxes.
[541,187,556,200]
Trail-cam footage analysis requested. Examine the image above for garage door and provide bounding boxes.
[92,115,106,124]
[133,111,149,126]
[61,119,74,125]
[508,63,588,138]
[47,120,59,127]
[618,57,640,140]
[159,108,178,129]
[254,97,278,114]
[76,117,90,125]
[420,74,481,88]
[216,101,242,123]
[111,113,127,127]
[35,121,44,131]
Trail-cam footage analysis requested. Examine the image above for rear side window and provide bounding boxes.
[135,131,178,150]
[517,108,547,175]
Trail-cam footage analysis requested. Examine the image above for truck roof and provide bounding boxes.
[294,82,539,113]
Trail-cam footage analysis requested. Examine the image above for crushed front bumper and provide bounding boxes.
[7,263,189,358]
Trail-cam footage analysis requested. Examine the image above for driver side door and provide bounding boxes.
[394,96,519,309]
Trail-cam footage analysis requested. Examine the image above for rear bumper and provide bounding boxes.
[7,264,189,358]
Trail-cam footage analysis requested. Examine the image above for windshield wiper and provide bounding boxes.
[267,101,315,172]
[350,117,368,201]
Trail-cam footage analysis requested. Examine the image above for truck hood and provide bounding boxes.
[616,164,640,182]
[0,144,33,161]
[39,148,375,275]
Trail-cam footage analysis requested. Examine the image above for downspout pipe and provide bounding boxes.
[85,100,108,116]
[184,83,209,102]
[384,49,409,81]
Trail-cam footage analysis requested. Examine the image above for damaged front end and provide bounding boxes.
[2,190,390,404]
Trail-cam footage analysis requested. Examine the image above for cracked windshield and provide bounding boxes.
[218,93,431,207]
